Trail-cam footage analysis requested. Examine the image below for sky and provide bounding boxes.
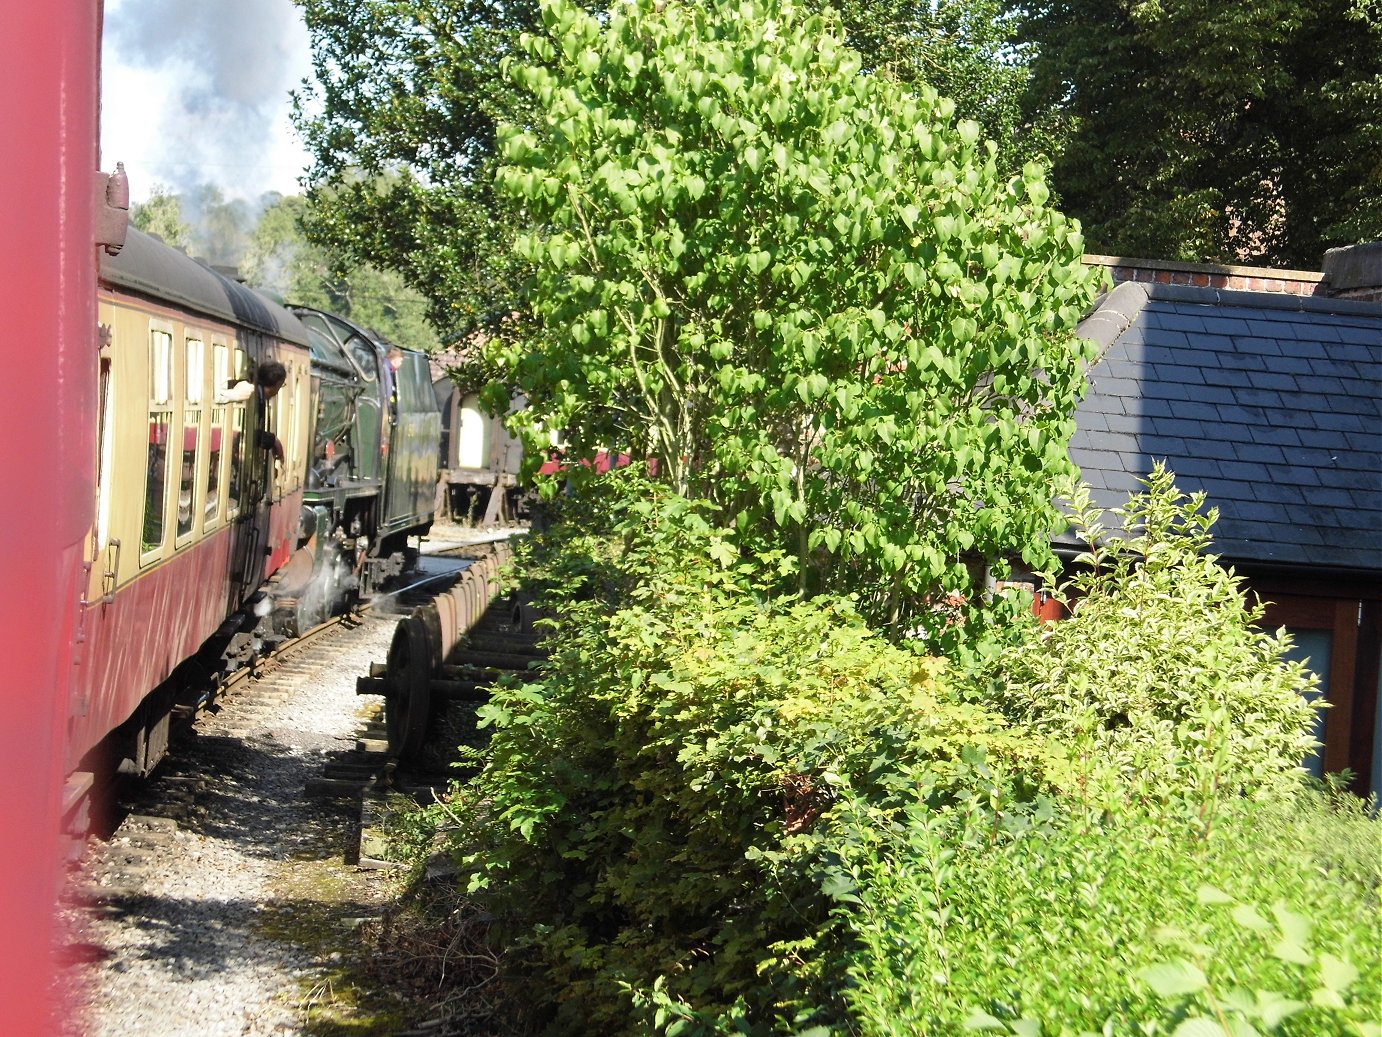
[100,0,316,205]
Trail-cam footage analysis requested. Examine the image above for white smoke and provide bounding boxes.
[101,0,313,204]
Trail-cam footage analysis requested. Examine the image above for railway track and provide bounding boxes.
[59,530,531,1036]
[79,537,506,841]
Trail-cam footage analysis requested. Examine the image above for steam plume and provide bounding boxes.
[102,0,310,202]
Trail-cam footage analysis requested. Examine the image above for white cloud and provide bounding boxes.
[100,0,314,204]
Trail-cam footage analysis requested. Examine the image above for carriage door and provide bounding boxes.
[225,343,266,608]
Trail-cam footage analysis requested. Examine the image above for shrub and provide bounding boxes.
[837,790,1380,1036]
[446,475,1053,1034]
[986,465,1322,815]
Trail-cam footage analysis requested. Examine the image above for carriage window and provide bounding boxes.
[177,424,199,540]
[212,342,229,395]
[266,362,289,498]
[206,419,224,523]
[186,337,204,404]
[96,356,114,549]
[206,343,229,524]
[142,413,170,554]
[227,346,248,516]
[227,405,245,516]
[150,330,172,406]
[178,338,205,541]
[142,330,174,557]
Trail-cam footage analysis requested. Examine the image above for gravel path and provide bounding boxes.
[58,607,410,1037]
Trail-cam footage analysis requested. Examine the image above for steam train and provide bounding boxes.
[68,225,440,825]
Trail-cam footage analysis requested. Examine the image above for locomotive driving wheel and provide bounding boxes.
[384,615,434,762]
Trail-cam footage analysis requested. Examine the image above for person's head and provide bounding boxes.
[257,359,287,399]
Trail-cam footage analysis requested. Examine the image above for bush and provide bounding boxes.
[838,790,1380,1036]
[446,475,1053,1034]
[420,469,1372,1037]
[986,465,1322,815]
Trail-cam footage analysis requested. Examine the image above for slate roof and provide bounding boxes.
[1062,281,1382,574]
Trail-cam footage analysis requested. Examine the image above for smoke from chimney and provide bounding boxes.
[102,0,311,202]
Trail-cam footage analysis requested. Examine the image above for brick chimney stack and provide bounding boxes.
[1321,242,1382,302]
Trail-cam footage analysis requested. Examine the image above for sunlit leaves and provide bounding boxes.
[489,0,1099,635]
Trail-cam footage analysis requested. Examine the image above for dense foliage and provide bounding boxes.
[292,0,1055,344]
[294,0,1382,320]
[414,470,1377,1036]
[486,0,1100,636]
[842,794,1381,1036]
[1016,0,1382,267]
[987,465,1321,813]
[293,0,545,338]
[309,1,1381,1032]
[830,0,1058,174]
[450,474,1054,1034]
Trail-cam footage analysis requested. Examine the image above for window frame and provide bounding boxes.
[139,323,176,566]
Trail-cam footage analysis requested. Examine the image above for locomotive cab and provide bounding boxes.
[289,308,441,627]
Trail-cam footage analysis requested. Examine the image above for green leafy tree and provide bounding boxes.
[293,0,545,339]
[485,0,1100,634]
[242,193,439,353]
[831,0,1060,174]
[1016,0,1382,267]
[293,0,1054,344]
[130,183,191,250]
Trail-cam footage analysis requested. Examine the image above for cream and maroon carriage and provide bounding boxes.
[73,228,314,796]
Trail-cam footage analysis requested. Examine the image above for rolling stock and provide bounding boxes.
[66,226,439,827]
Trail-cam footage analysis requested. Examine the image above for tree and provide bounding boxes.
[293,0,1054,343]
[242,193,439,353]
[293,0,545,341]
[830,0,1060,174]
[130,184,192,250]
[485,0,1101,634]
[1017,0,1382,267]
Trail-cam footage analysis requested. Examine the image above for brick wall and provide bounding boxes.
[1084,242,1382,301]
[1084,254,1325,295]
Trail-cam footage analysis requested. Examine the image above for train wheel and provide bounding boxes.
[294,588,330,635]
[384,615,433,762]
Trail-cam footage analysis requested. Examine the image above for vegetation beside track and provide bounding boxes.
[366,471,1379,1036]
[321,2,1380,1034]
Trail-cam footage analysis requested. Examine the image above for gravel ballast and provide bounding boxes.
[59,608,411,1037]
